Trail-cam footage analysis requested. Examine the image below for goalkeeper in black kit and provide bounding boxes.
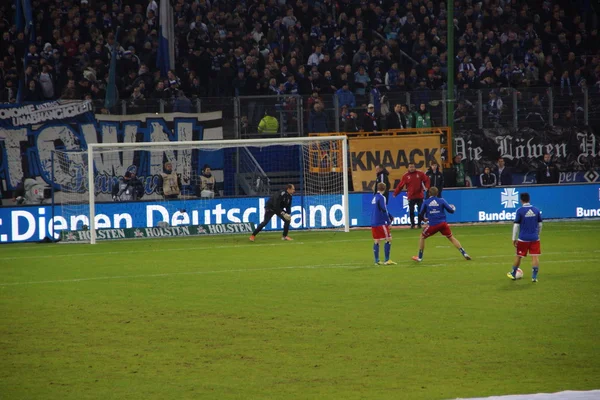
[250,184,295,241]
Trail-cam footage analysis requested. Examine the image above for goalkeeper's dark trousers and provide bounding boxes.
[408,198,424,227]
[252,208,290,237]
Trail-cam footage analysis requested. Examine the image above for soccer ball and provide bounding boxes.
[515,268,524,279]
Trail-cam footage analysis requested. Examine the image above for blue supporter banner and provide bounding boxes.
[1,184,599,243]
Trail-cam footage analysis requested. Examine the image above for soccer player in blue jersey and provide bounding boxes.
[507,192,543,282]
[411,187,471,262]
[371,182,397,265]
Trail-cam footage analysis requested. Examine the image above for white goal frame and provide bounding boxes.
[87,136,350,244]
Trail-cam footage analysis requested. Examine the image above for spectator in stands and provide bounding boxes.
[199,164,216,198]
[335,81,356,109]
[159,162,180,199]
[112,170,144,201]
[450,154,467,188]
[479,167,497,188]
[414,103,433,129]
[536,153,560,184]
[257,109,279,135]
[426,161,444,197]
[308,102,329,133]
[343,112,360,132]
[173,90,192,113]
[362,104,379,132]
[401,104,414,129]
[495,158,512,186]
[387,103,408,130]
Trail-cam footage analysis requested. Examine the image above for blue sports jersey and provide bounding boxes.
[371,192,391,227]
[514,204,542,241]
[419,196,455,226]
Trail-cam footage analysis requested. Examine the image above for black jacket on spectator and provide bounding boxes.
[374,168,391,198]
[362,112,379,132]
[479,172,497,187]
[386,111,408,129]
[494,166,513,186]
[426,168,444,196]
[537,161,560,184]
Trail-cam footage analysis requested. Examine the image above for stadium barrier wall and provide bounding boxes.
[1,183,599,243]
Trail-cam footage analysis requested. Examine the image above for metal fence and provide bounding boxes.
[90,86,597,137]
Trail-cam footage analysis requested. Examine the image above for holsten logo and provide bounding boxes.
[575,207,600,217]
[478,210,517,222]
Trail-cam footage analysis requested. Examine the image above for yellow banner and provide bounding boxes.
[349,135,442,192]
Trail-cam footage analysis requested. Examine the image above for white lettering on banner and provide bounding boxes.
[0,105,224,196]
[147,205,169,226]
[576,207,600,217]
[478,210,517,221]
[0,101,91,125]
[96,214,111,228]
[114,213,133,228]
[50,216,68,239]
[0,128,27,188]
[577,133,598,164]
[70,214,89,230]
[310,205,327,227]
[226,208,241,223]
[454,137,484,161]
[171,211,190,226]
[12,211,36,241]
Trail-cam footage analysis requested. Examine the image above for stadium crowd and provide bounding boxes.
[0,0,598,126]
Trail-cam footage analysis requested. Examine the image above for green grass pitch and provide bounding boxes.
[1,221,599,400]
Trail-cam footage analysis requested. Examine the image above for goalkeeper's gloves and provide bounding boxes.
[280,211,291,221]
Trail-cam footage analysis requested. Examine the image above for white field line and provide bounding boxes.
[2,227,600,261]
[0,257,598,287]
[1,238,599,263]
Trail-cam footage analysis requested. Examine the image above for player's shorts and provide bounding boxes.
[371,225,392,240]
[516,240,541,257]
[421,222,452,239]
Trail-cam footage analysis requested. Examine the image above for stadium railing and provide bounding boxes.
[87,86,594,137]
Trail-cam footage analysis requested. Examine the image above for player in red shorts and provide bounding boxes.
[411,187,471,262]
[371,183,396,265]
[507,192,543,282]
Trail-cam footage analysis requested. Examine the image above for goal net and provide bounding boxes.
[51,136,349,244]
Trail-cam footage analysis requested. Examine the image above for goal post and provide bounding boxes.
[60,136,350,244]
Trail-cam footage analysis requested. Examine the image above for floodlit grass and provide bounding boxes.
[1,221,599,400]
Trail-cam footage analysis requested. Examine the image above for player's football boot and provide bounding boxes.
[384,260,397,265]
[375,261,383,265]
[506,272,516,280]
[249,235,255,242]
[282,236,293,241]
[463,254,472,260]
[411,256,422,262]
[532,278,538,283]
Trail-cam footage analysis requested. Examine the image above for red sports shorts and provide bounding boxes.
[516,240,541,257]
[371,225,392,240]
[421,222,452,238]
